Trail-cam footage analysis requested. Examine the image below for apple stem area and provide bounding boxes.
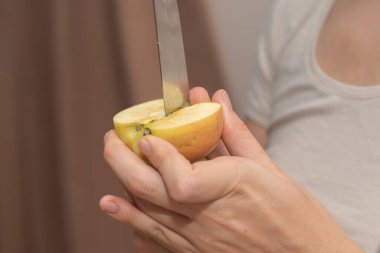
[143,128,152,136]
[113,100,223,162]
[136,124,152,136]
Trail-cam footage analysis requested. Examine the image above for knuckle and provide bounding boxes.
[170,176,195,203]
[168,163,199,202]
[151,225,168,243]
[121,206,137,225]
[208,209,234,228]
[129,174,154,198]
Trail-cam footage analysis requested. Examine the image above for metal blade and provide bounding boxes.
[153,0,189,115]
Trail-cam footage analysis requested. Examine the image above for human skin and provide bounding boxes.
[100,1,380,250]
[100,88,364,253]
[317,0,380,86]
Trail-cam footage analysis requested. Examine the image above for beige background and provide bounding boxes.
[0,1,273,252]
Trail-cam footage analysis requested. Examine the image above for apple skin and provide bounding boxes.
[113,99,223,162]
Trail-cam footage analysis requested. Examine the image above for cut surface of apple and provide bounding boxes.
[113,99,223,162]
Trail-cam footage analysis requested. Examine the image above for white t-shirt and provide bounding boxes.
[244,0,380,252]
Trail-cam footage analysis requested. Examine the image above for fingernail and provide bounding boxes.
[139,138,152,157]
[103,201,118,214]
[221,90,233,111]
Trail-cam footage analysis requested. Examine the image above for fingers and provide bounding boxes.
[206,140,230,159]
[204,88,231,159]
[189,88,275,170]
[99,195,197,253]
[138,136,195,202]
[135,197,195,233]
[104,131,188,213]
[189,87,210,104]
[133,233,173,253]
[139,136,245,203]
[212,90,262,158]
[211,90,281,174]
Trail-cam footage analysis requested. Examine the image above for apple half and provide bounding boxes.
[113,99,223,162]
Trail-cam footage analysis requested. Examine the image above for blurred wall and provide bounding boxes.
[0,1,273,253]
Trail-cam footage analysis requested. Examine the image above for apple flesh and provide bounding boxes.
[113,99,223,162]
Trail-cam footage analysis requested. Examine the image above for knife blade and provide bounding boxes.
[153,0,190,115]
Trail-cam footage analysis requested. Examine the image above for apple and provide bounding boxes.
[113,99,223,162]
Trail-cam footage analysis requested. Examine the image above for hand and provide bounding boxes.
[132,232,172,253]
[100,88,364,253]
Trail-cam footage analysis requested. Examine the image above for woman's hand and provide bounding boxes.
[100,88,363,253]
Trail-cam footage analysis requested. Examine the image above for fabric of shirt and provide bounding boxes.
[244,0,380,252]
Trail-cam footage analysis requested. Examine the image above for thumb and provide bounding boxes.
[139,135,247,203]
[212,90,278,172]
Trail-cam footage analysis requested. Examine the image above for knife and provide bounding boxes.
[153,0,190,115]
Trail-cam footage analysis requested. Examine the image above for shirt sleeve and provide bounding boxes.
[243,1,282,128]
[243,35,275,128]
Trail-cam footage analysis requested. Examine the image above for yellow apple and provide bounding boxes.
[113,99,223,162]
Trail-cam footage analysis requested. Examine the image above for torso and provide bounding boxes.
[259,1,380,251]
